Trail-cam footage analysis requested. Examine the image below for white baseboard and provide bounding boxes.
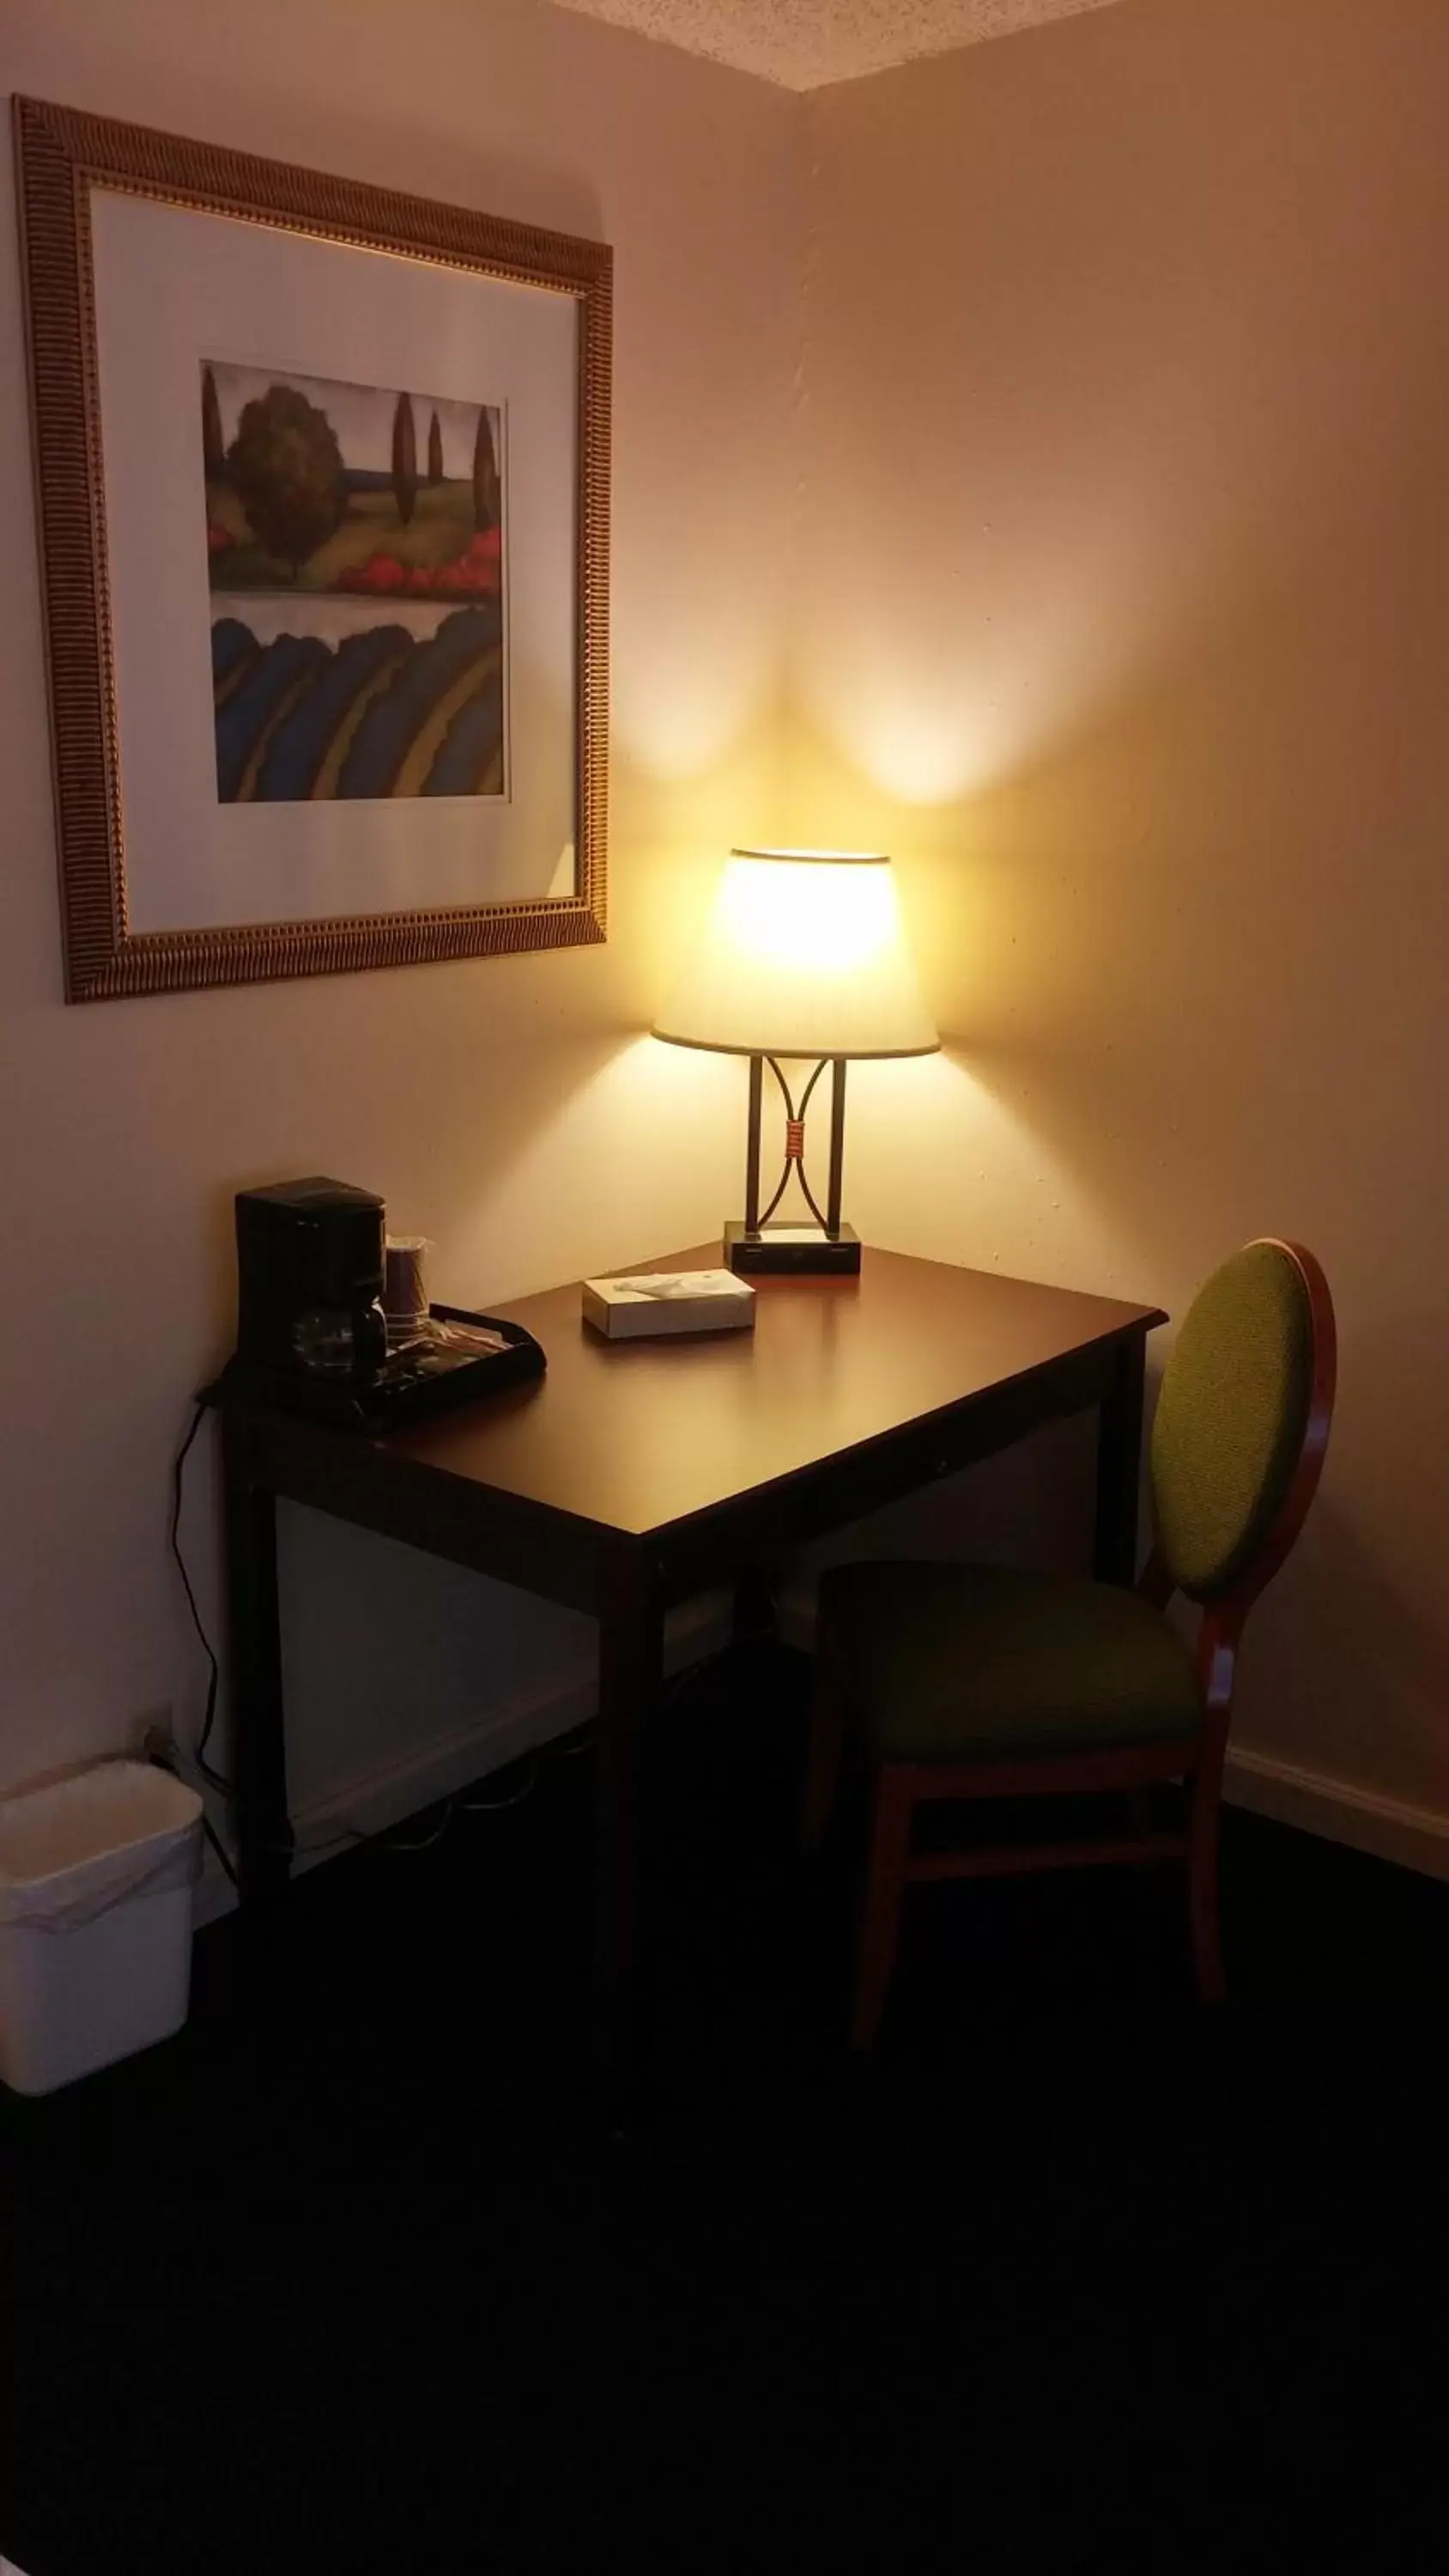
[1224,1747,1449,1882]
[192,1589,732,1928]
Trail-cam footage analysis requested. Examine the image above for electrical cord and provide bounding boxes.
[278,1814,454,1861]
[460,1754,543,1813]
[170,1398,234,1798]
[274,1754,542,1862]
[201,1809,240,1891]
[542,1726,597,1759]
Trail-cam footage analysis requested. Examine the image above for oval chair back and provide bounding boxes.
[1149,1238,1337,1618]
[817,1237,1338,2038]
[1143,1238,1336,2001]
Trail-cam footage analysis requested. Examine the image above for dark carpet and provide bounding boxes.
[3,1643,1446,2573]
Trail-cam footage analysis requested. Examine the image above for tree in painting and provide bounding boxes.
[391,392,417,529]
[227,383,346,579]
[201,362,225,477]
[473,405,500,531]
[427,409,444,484]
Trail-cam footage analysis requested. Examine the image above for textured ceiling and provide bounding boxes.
[548,0,1124,91]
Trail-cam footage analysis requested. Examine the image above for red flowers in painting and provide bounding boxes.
[337,526,500,598]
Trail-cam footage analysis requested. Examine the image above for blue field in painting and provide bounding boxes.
[211,603,505,802]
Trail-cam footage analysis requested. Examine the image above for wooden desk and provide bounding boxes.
[221,1246,1165,2069]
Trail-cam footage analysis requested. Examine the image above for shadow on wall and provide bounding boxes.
[796,1410,1099,1599]
[1232,1327,1449,1811]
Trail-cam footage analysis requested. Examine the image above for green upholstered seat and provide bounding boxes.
[817,1561,1202,1762]
[1150,1242,1314,1601]
[815,1243,1319,1781]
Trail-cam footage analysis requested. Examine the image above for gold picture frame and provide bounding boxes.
[13,95,611,1001]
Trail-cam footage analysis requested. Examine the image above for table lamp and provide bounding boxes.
[652,847,939,1273]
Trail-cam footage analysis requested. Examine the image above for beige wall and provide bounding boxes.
[0,0,797,1802]
[3,0,1446,1856]
[794,0,1449,1824]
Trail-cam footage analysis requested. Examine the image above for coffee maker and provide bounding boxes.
[234,1177,388,1386]
[224,1175,546,1431]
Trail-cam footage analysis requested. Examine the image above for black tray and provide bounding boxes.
[215,1303,546,1434]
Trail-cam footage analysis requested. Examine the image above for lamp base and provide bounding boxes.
[725,1220,861,1276]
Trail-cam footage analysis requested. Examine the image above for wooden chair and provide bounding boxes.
[805,1239,1337,2045]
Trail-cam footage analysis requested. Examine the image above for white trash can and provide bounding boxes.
[0,1759,203,2095]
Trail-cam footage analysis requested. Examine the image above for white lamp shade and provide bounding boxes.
[652,848,939,1060]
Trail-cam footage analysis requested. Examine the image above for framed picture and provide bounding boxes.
[13,95,610,1001]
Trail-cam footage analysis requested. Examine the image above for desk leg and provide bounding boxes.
[596,1547,664,2101]
[1094,1332,1147,1587]
[221,1409,294,1921]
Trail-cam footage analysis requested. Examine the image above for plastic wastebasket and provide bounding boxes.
[0,1760,203,2094]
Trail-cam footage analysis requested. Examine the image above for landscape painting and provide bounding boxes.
[203,361,506,802]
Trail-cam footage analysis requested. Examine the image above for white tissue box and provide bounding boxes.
[582,1268,756,1340]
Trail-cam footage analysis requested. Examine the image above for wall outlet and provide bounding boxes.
[130,1704,178,1767]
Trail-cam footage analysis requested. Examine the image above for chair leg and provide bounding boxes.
[802,1646,845,1853]
[851,1765,917,2050]
[1186,1770,1226,2002]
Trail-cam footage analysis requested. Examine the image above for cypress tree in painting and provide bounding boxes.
[391,392,418,527]
[427,409,444,484]
[201,363,225,477]
[472,406,500,531]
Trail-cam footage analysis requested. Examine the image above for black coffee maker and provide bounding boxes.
[235,1177,388,1386]
[224,1174,546,1431]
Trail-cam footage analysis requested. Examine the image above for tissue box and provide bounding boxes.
[582,1268,756,1340]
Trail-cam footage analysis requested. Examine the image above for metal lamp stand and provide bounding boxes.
[724,1054,861,1275]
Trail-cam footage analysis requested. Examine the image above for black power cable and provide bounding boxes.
[169,1399,233,1798]
[197,1807,239,1890]
[169,1398,568,1867]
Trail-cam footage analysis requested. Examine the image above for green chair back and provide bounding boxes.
[1150,1241,1321,1601]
